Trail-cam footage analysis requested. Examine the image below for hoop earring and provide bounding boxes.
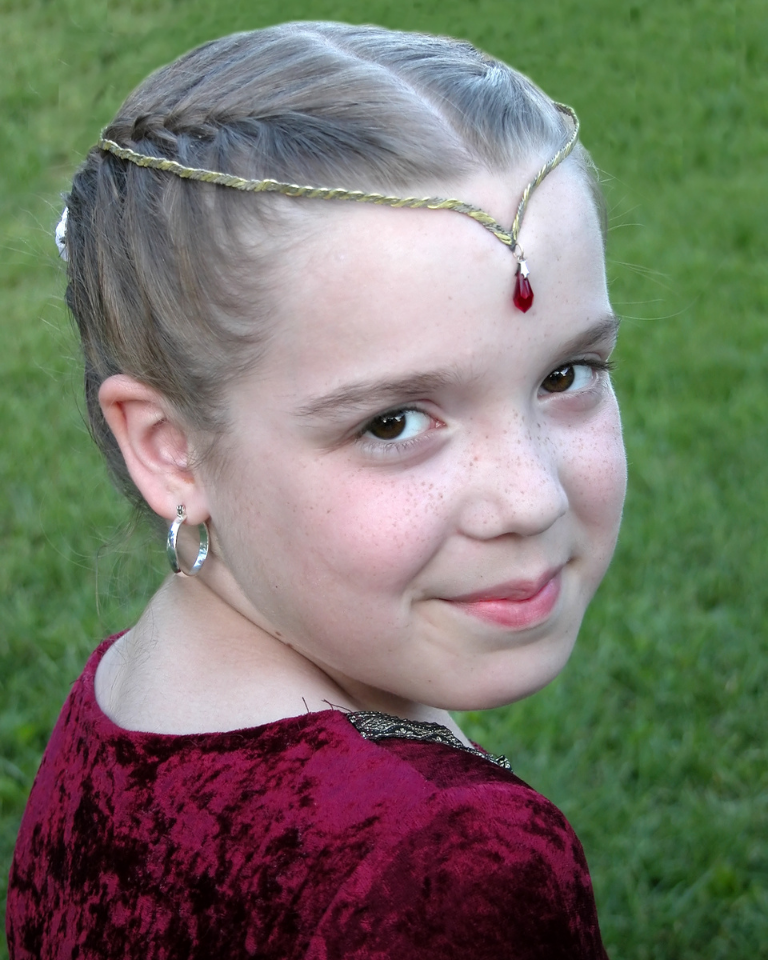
[166,505,209,576]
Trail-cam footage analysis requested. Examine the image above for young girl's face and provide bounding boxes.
[201,162,626,712]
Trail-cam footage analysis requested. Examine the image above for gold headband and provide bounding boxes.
[96,102,579,313]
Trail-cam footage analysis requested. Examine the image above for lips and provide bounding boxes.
[445,568,563,630]
[449,568,562,604]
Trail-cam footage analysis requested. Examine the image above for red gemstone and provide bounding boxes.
[513,271,534,312]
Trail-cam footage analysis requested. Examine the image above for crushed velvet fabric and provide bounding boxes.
[7,637,609,959]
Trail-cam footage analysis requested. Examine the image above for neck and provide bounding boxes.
[94,573,468,743]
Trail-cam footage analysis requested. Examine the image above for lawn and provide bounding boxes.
[1,1,766,957]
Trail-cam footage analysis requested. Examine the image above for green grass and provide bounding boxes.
[1,0,766,957]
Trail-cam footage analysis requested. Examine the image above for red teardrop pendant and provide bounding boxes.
[513,262,534,312]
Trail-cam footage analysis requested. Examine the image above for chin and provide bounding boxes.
[438,634,580,712]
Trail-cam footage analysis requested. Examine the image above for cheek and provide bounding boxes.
[562,399,627,536]
[219,449,452,601]
[293,466,451,588]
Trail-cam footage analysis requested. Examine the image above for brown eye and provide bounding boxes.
[367,412,408,440]
[542,365,576,393]
[363,409,432,445]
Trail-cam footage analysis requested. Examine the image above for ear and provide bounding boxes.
[98,375,210,525]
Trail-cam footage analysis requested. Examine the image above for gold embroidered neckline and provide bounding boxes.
[346,710,511,771]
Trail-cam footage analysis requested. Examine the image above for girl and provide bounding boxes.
[7,22,626,959]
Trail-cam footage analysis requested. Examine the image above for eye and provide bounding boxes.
[363,408,432,443]
[541,362,604,394]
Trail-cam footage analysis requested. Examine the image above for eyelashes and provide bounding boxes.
[357,408,439,458]
[354,358,615,459]
[540,358,614,395]
[363,409,432,443]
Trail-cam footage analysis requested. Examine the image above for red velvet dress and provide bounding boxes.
[7,637,609,959]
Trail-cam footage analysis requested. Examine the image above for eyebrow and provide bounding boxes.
[294,368,467,421]
[555,313,621,359]
[294,313,621,422]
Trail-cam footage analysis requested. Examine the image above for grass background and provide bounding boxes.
[1,0,765,956]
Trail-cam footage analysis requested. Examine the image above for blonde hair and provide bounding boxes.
[64,22,604,515]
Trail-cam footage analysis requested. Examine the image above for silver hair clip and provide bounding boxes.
[55,208,68,261]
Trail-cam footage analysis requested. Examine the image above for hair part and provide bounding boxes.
[64,21,605,519]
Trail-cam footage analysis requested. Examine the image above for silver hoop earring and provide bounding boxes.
[166,505,209,576]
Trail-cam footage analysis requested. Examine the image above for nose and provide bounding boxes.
[454,421,568,540]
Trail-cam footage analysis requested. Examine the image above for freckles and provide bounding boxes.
[563,417,626,522]
[313,474,449,579]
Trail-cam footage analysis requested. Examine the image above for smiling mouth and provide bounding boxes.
[445,569,563,630]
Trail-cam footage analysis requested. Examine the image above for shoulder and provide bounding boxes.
[335,716,579,853]
[305,731,608,960]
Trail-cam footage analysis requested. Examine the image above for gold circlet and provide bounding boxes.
[97,103,579,312]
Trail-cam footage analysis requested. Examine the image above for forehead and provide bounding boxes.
[245,164,608,399]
